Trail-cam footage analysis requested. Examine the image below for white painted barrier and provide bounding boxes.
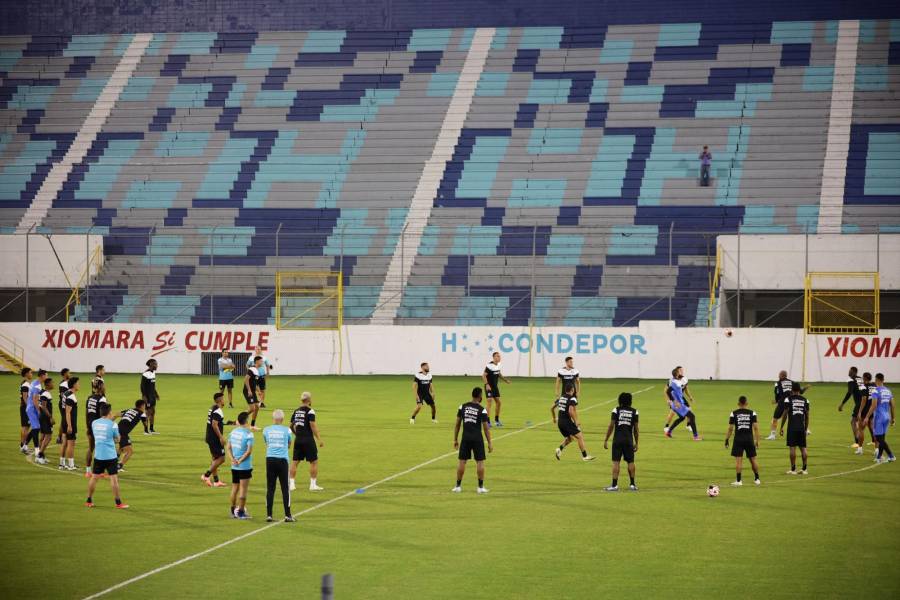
[1,322,897,382]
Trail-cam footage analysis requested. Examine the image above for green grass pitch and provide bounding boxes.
[1,373,898,599]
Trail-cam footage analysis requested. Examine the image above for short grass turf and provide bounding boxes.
[1,374,898,599]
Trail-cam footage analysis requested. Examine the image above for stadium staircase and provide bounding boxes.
[0,21,898,325]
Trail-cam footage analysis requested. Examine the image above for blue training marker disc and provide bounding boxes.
[355,488,365,494]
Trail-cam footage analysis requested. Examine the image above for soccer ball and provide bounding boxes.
[707,485,720,497]
[725,329,733,338]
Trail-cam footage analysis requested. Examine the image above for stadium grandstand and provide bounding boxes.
[1,1,898,328]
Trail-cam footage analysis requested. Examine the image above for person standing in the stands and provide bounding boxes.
[699,145,713,186]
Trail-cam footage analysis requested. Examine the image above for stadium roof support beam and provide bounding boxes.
[15,33,153,233]
[371,27,496,324]
[817,20,859,235]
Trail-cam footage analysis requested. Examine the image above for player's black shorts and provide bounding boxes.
[20,405,28,427]
[859,400,872,421]
[772,403,786,420]
[557,420,580,438]
[851,401,861,419]
[611,441,635,463]
[39,415,53,435]
[292,438,318,462]
[207,437,225,458]
[66,429,77,441]
[219,379,234,390]
[786,430,807,448]
[417,393,434,406]
[119,433,132,449]
[731,439,757,458]
[92,458,119,476]
[257,378,266,391]
[458,438,486,461]
[243,388,258,405]
[484,386,500,399]
[144,396,157,408]
[231,468,252,483]
[86,422,96,440]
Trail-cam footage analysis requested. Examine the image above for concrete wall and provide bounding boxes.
[2,321,898,382]
[3,0,898,34]
[0,234,104,289]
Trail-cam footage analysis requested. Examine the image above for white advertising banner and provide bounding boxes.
[1,322,898,382]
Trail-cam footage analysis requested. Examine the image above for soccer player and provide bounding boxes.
[227,411,254,519]
[56,368,70,445]
[60,377,80,471]
[92,365,105,395]
[779,382,810,475]
[663,367,700,440]
[140,359,159,434]
[410,362,436,424]
[724,396,761,486]
[36,377,55,464]
[663,366,695,433]
[857,372,878,450]
[117,399,146,471]
[839,366,866,453]
[218,350,236,408]
[263,409,295,522]
[202,392,228,487]
[19,367,33,454]
[452,388,493,494]
[555,356,580,397]
[603,392,639,491]
[247,345,272,408]
[83,381,108,478]
[766,370,807,440]
[552,383,594,461]
[243,356,262,430]
[482,351,510,427]
[289,391,324,492]
[25,369,47,455]
[866,374,895,463]
[85,403,128,509]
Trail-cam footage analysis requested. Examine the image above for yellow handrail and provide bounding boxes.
[65,244,103,321]
[0,330,26,367]
[707,244,723,327]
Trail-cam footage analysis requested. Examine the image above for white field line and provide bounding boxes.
[81,386,654,599]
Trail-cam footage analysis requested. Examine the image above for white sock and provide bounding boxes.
[289,478,295,487]
[67,458,74,467]
[310,478,317,486]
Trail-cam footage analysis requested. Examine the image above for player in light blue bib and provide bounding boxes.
[263,410,294,522]
[868,374,895,463]
[227,412,254,519]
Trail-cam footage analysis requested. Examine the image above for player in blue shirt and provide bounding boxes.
[263,410,295,522]
[247,346,272,408]
[25,369,47,455]
[227,411,254,519]
[217,349,236,408]
[663,367,701,440]
[865,374,895,463]
[85,404,128,509]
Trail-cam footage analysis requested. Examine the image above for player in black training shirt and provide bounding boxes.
[839,366,866,451]
[779,382,810,474]
[243,356,262,430]
[410,362,437,424]
[61,377,80,471]
[118,399,146,471]
[452,388,493,494]
[555,356,580,397]
[482,351,511,427]
[857,372,877,450]
[724,396,761,486]
[767,370,808,440]
[289,391,324,492]
[19,367,32,454]
[36,378,55,464]
[140,359,159,434]
[83,380,109,478]
[603,392,639,491]
[552,384,595,461]
[56,368,70,445]
[202,392,228,487]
